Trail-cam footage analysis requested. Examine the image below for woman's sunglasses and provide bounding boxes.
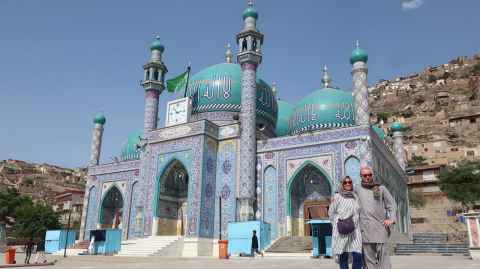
[342,181,353,185]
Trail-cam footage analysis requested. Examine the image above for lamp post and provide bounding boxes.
[63,203,72,258]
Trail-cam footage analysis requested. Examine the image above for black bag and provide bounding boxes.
[337,215,355,235]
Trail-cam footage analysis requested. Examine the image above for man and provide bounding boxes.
[356,166,396,269]
[251,230,263,257]
[24,238,35,264]
[34,238,46,264]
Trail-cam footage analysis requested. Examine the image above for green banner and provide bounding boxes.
[166,71,189,93]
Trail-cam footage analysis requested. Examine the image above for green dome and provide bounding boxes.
[186,63,277,125]
[150,36,164,52]
[289,88,356,135]
[120,130,143,161]
[390,122,404,132]
[350,47,368,65]
[243,7,258,20]
[275,100,294,137]
[93,114,106,125]
[372,125,385,140]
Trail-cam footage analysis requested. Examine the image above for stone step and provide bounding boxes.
[116,236,180,257]
[266,236,312,253]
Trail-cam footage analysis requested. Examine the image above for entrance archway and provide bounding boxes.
[288,162,332,236]
[99,186,124,229]
[154,160,189,236]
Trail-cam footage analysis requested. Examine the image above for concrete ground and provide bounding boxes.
[1,254,479,269]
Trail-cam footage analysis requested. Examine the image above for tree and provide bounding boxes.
[408,190,426,208]
[12,203,60,239]
[438,160,480,210]
[0,188,32,225]
[408,154,427,167]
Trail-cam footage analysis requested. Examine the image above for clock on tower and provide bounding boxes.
[165,97,192,127]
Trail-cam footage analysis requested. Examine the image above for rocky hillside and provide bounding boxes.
[0,159,86,204]
[369,52,480,164]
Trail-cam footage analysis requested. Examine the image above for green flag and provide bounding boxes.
[166,71,189,93]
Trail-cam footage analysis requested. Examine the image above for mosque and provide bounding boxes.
[79,2,410,257]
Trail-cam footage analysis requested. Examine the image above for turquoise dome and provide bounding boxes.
[186,63,277,125]
[372,125,385,140]
[120,130,143,161]
[350,47,368,65]
[93,114,106,125]
[289,88,356,134]
[275,100,294,137]
[150,36,164,52]
[243,7,258,20]
[390,122,404,132]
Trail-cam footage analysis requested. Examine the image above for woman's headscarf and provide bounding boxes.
[339,176,355,198]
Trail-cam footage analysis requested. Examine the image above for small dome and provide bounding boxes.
[150,36,164,52]
[120,130,143,161]
[243,6,258,20]
[350,45,368,65]
[372,125,385,140]
[93,114,106,125]
[275,100,294,137]
[289,88,355,135]
[390,122,404,132]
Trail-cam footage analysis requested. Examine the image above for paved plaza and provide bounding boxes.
[1,254,480,269]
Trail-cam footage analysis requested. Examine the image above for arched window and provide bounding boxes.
[345,156,361,185]
[153,70,159,81]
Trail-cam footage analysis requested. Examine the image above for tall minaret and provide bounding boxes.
[141,36,168,132]
[351,41,369,125]
[391,122,407,170]
[89,113,106,166]
[236,0,263,222]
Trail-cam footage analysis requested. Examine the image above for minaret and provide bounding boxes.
[236,0,263,221]
[89,113,106,166]
[391,122,407,170]
[322,65,332,88]
[351,41,369,125]
[141,35,168,132]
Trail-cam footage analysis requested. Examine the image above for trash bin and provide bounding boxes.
[218,240,229,259]
[4,247,16,264]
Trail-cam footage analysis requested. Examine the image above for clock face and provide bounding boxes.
[167,99,189,126]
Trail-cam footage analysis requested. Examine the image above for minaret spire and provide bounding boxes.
[141,35,168,132]
[237,1,263,222]
[225,43,233,63]
[322,65,332,88]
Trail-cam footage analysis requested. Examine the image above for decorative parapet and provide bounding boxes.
[88,160,140,176]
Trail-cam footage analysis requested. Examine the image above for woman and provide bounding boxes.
[328,176,362,269]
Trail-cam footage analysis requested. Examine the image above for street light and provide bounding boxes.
[63,202,72,258]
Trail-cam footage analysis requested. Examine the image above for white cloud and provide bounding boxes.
[401,0,424,11]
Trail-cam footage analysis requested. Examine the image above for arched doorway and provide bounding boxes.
[100,186,124,229]
[288,163,332,236]
[154,160,189,236]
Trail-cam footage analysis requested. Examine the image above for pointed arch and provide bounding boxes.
[344,155,361,186]
[263,165,278,239]
[286,160,333,216]
[98,184,124,228]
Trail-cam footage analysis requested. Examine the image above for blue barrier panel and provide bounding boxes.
[227,221,270,256]
[307,220,332,257]
[45,230,76,254]
[91,229,121,255]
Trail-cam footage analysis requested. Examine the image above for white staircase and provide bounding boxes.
[116,236,181,257]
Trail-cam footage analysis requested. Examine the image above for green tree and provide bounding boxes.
[438,160,480,210]
[12,203,60,239]
[0,188,32,225]
[408,154,427,167]
[408,190,426,208]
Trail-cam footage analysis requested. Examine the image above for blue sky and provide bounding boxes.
[0,0,478,168]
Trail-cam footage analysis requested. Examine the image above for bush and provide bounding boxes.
[409,191,426,208]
